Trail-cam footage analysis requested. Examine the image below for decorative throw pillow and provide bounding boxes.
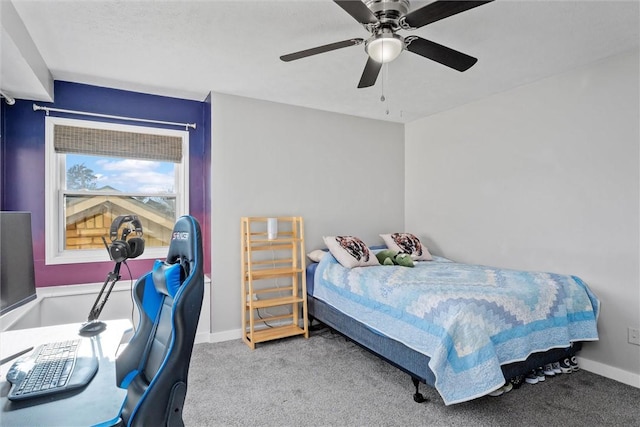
[380,233,433,261]
[323,236,380,268]
[307,249,326,263]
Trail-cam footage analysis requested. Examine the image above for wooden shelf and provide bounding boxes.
[245,324,307,345]
[241,216,308,349]
[246,295,305,309]
[245,267,304,280]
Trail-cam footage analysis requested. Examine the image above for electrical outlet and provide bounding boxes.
[629,327,640,346]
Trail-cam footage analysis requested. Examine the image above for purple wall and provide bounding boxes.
[1,81,211,287]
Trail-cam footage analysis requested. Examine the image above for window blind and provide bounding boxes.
[54,125,182,163]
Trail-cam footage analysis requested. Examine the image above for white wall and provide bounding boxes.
[405,49,640,384]
[210,94,404,337]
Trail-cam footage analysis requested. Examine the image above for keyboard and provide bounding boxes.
[6,339,99,401]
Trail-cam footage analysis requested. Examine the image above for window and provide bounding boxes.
[45,117,189,265]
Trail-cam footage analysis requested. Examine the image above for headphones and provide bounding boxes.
[108,215,145,263]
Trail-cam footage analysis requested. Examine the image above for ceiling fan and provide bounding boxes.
[280,0,494,88]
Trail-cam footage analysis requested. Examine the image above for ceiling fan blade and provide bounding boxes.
[280,38,364,62]
[402,1,493,29]
[405,36,477,72]
[334,0,378,24]
[357,57,382,88]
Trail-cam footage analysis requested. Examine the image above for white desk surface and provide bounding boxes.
[0,319,131,427]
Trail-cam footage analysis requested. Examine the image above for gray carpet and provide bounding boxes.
[183,328,640,426]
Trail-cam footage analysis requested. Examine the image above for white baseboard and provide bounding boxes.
[208,328,242,343]
[577,356,640,388]
[194,331,214,344]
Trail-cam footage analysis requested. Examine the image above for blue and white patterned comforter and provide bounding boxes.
[313,254,600,405]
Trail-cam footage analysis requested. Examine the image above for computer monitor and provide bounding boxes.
[0,212,37,316]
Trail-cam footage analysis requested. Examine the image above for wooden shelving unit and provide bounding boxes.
[240,216,308,349]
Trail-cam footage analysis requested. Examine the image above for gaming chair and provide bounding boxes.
[98,215,204,427]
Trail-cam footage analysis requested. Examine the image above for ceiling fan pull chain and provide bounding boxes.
[381,64,390,115]
[380,63,385,102]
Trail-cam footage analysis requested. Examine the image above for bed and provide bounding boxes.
[306,247,600,405]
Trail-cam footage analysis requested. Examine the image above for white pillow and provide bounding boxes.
[323,236,380,268]
[307,249,326,263]
[380,233,433,261]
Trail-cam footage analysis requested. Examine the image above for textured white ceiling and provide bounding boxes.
[4,0,640,123]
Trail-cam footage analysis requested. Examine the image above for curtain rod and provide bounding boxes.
[0,90,16,105]
[32,103,196,130]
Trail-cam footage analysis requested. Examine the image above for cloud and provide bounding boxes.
[96,159,174,193]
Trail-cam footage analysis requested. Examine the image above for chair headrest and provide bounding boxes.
[151,216,202,298]
[166,216,200,267]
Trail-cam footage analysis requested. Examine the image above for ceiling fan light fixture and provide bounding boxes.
[366,33,403,64]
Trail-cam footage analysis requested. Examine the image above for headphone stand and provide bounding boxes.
[78,215,145,337]
[79,319,107,336]
[79,262,121,336]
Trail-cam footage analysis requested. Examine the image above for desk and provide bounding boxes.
[0,319,131,427]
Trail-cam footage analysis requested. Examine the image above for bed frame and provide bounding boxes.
[306,264,580,403]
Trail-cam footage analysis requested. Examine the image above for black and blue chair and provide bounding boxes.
[100,215,204,427]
